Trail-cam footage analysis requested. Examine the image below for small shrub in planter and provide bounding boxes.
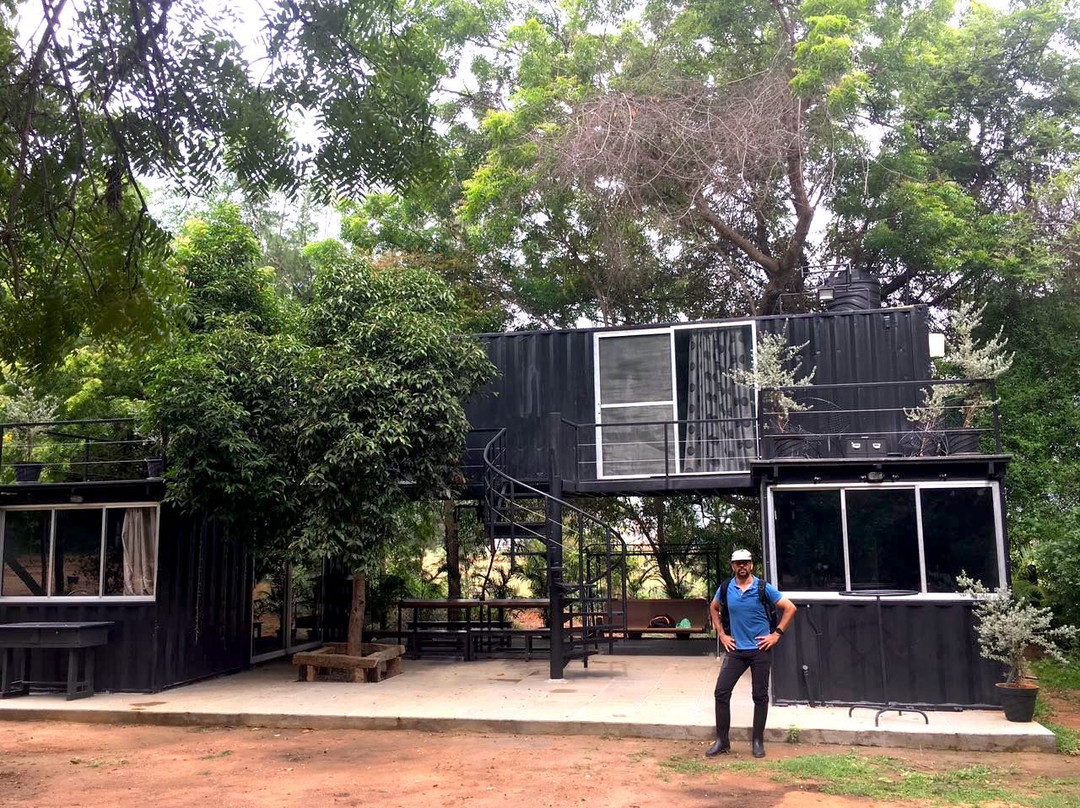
[1,380,59,483]
[906,303,1013,455]
[728,332,815,454]
[958,573,1077,722]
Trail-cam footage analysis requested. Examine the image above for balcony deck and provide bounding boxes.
[463,378,1007,496]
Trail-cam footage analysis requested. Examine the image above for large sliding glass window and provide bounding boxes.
[770,484,1001,595]
[0,505,158,599]
[677,325,756,473]
[596,332,676,477]
[2,510,51,597]
[53,509,104,596]
[595,323,756,478]
[773,490,845,591]
[921,487,999,591]
[252,558,324,662]
[846,489,921,592]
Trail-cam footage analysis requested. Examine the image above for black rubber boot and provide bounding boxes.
[705,700,730,757]
[751,702,768,758]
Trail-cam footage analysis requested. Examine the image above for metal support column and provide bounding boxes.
[546,412,565,679]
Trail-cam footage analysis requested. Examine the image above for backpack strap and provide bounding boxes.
[719,577,733,635]
[760,577,779,632]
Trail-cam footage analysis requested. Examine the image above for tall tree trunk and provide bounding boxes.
[444,501,461,600]
[346,572,366,656]
[651,498,682,598]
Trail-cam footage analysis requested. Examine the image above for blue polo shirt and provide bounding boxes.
[714,577,783,651]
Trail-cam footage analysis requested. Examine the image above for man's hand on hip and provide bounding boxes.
[755,632,780,650]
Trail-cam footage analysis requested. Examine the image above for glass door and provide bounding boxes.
[251,558,324,662]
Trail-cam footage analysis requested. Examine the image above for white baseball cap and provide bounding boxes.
[730,549,753,562]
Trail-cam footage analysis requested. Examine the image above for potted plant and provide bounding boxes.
[1,381,59,483]
[957,573,1077,722]
[728,332,815,457]
[905,302,1012,455]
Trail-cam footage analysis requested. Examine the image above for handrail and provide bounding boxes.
[481,428,628,658]
[481,429,628,559]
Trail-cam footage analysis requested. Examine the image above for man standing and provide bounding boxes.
[706,548,796,758]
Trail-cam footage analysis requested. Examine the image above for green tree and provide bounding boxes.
[824,1,1078,304]
[146,244,495,653]
[986,288,1080,626]
[356,0,1080,321]
[171,202,290,333]
[0,0,490,371]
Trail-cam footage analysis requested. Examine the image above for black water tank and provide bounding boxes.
[825,267,881,312]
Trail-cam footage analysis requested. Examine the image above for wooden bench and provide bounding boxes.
[292,642,405,683]
[472,627,551,660]
[622,598,709,639]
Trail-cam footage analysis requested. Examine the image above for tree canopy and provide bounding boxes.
[0,0,495,370]
[146,234,494,574]
[355,0,1080,321]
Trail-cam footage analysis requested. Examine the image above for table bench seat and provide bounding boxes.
[0,622,113,700]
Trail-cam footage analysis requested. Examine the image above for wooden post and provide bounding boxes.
[346,573,366,656]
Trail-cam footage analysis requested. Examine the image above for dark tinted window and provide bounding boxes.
[1,510,51,596]
[921,487,998,592]
[774,490,845,591]
[54,509,103,596]
[846,489,920,592]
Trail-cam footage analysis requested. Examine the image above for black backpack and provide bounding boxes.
[718,577,779,635]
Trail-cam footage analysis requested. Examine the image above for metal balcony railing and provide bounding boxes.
[465,378,1004,485]
[0,418,161,484]
[760,379,1002,461]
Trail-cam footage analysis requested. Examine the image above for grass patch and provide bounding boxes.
[660,756,714,775]
[1038,720,1080,755]
[197,750,233,760]
[770,753,1016,804]
[1027,777,1080,808]
[1031,657,1080,694]
[660,751,1080,806]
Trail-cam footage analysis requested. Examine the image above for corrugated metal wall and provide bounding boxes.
[771,599,1002,708]
[466,307,932,481]
[467,329,596,481]
[152,509,251,690]
[0,599,158,691]
[759,306,930,386]
[0,496,251,693]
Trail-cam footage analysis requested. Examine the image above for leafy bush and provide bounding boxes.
[958,573,1077,683]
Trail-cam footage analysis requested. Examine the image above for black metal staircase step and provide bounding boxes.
[488,521,547,537]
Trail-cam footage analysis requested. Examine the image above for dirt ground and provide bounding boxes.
[0,720,1077,808]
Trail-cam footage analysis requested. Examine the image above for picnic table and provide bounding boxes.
[472,599,551,659]
[397,599,552,660]
[398,599,482,660]
[0,622,113,700]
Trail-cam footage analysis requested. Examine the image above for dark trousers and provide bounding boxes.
[714,648,772,706]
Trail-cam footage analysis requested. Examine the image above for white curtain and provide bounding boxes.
[122,508,157,596]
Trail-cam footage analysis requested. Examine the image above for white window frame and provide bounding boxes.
[765,480,1005,601]
[593,321,758,479]
[0,502,160,603]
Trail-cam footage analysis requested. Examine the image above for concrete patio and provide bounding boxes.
[0,652,1054,753]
